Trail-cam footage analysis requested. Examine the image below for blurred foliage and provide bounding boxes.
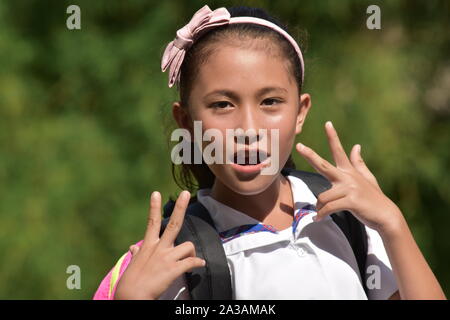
[0,0,448,299]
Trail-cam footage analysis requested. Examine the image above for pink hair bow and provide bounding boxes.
[161,5,231,88]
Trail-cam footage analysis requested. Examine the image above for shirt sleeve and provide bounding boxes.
[364,225,399,300]
[93,239,191,300]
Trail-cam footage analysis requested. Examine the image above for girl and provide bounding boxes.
[93,5,446,300]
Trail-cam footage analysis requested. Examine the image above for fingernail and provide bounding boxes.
[297,142,304,151]
[182,190,191,199]
[151,191,160,200]
[357,144,362,154]
[326,121,333,129]
[202,259,207,266]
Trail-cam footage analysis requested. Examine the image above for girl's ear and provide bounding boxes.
[295,93,312,134]
[172,101,193,133]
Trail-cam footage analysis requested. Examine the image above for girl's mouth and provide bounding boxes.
[229,149,271,174]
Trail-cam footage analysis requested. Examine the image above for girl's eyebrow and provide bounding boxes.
[203,86,288,100]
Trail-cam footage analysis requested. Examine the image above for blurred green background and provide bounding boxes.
[0,0,448,299]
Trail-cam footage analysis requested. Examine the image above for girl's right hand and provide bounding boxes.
[114,190,206,300]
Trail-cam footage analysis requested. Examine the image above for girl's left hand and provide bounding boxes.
[296,121,403,235]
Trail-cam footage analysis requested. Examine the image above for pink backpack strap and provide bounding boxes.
[93,240,144,300]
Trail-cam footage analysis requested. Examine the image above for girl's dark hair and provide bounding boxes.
[168,6,306,193]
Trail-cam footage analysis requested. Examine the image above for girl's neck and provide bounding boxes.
[209,173,295,225]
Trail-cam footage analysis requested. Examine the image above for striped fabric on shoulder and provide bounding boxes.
[218,204,317,244]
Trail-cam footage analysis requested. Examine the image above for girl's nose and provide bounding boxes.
[233,132,260,145]
[234,106,263,145]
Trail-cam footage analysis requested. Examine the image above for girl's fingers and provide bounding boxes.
[174,257,206,275]
[167,241,196,261]
[142,191,162,249]
[296,143,341,182]
[314,197,350,222]
[129,245,140,257]
[349,144,382,191]
[325,121,353,169]
[159,190,191,248]
[316,186,347,211]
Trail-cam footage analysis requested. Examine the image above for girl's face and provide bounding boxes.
[174,42,311,195]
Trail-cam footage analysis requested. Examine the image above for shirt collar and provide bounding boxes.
[196,174,318,242]
[196,188,260,234]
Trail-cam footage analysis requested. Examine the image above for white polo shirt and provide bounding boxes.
[159,173,398,300]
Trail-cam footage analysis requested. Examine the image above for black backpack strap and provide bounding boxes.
[162,199,232,300]
[281,167,369,294]
[328,211,368,295]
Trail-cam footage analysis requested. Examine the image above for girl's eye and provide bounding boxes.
[262,98,282,106]
[210,101,233,109]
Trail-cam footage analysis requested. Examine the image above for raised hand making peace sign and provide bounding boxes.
[296,121,403,235]
[114,190,206,300]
